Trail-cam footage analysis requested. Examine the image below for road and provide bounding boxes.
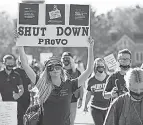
[74,89,94,125]
[74,107,94,125]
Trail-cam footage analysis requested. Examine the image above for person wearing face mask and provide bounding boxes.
[0,54,24,125]
[103,67,143,125]
[84,58,110,125]
[61,52,84,125]
[103,49,130,100]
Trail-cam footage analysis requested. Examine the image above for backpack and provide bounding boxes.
[23,104,43,125]
[23,75,43,125]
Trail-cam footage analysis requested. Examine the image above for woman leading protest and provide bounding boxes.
[18,36,94,125]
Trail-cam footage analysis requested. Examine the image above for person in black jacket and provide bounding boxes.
[0,55,24,125]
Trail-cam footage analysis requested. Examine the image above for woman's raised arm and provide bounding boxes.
[78,37,94,87]
[18,46,36,84]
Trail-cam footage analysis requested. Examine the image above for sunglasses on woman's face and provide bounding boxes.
[47,64,62,71]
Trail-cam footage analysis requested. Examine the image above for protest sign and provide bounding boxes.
[0,102,17,125]
[17,3,90,47]
[104,54,117,70]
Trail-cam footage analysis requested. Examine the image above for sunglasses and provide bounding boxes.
[47,64,62,71]
[96,66,105,68]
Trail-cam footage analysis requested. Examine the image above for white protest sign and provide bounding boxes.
[17,3,90,47]
[0,102,17,125]
[104,54,117,70]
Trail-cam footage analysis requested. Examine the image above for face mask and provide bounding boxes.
[119,65,130,70]
[6,65,14,70]
[130,91,143,101]
[96,66,105,73]
[62,56,71,67]
[63,60,70,66]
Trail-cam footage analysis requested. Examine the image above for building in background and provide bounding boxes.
[105,34,143,67]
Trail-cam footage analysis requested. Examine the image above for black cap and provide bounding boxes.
[3,54,15,63]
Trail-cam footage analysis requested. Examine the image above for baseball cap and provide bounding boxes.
[3,54,15,63]
[62,52,73,58]
[44,56,62,67]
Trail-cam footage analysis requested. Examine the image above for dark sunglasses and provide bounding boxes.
[96,66,105,68]
[47,64,62,71]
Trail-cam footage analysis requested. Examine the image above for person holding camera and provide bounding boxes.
[61,52,84,125]
[103,49,131,100]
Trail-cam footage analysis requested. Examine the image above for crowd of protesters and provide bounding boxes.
[0,0,143,124]
[0,36,143,125]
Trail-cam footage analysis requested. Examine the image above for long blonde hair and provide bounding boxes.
[36,56,68,104]
[90,58,106,76]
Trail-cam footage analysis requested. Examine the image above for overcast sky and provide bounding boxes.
[0,0,143,17]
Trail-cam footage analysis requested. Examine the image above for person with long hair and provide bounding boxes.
[18,37,94,125]
[84,58,110,125]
